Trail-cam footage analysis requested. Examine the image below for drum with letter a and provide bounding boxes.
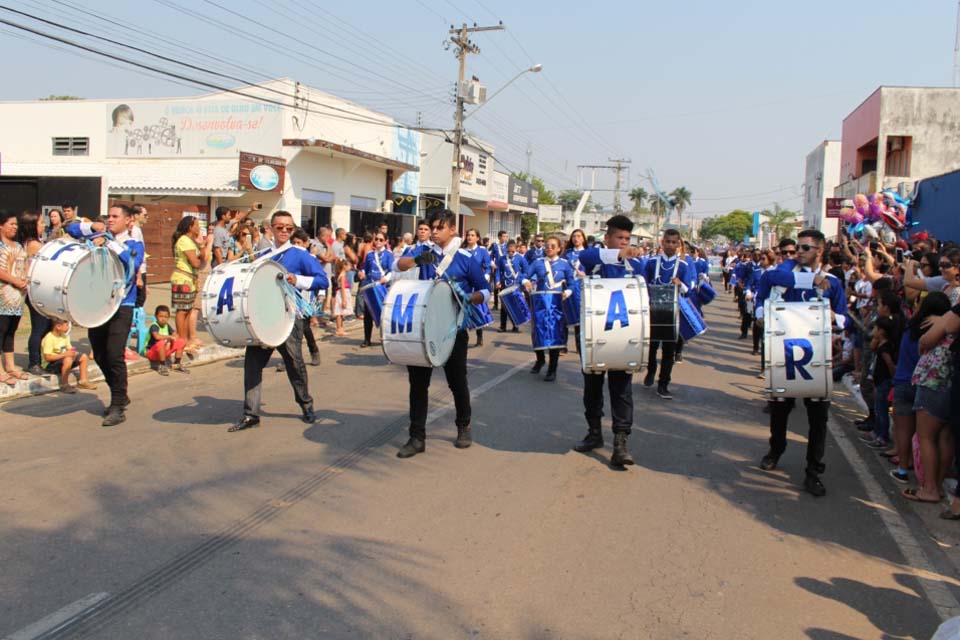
[648,284,679,343]
[28,238,126,328]
[381,279,463,367]
[202,259,295,348]
[763,298,833,399]
[580,276,650,373]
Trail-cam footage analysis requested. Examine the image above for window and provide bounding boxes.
[885,136,912,177]
[487,212,500,238]
[52,137,89,156]
[301,189,333,236]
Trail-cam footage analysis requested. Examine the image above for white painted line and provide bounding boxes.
[424,361,529,425]
[827,416,960,621]
[3,592,109,640]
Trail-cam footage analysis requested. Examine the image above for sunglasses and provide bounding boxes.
[374,237,385,242]
[781,249,796,256]
[939,261,957,269]
[797,244,820,252]
[272,225,294,232]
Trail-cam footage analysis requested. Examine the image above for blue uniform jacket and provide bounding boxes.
[271,244,328,292]
[66,222,145,307]
[524,246,545,263]
[755,259,847,328]
[409,244,490,305]
[466,245,492,280]
[490,241,508,264]
[361,248,394,286]
[644,254,691,294]
[564,248,586,274]
[497,253,529,287]
[521,257,576,292]
[577,247,646,279]
[403,242,437,280]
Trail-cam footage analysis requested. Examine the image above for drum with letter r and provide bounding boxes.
[380,279,463,367]
[648,284,679,343]
[763,298,833,399]
[530,291,567,350]
[580,276,649,373]
[28,238,126,328]
[359,283,388,327]
[679,295,707,341]
[499,285,531,326]
[202,258,295,348]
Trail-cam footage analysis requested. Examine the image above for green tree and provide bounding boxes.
[761,203,798,241]
[557,189,584,211]
[39,95,83,100]
[628,187,648,212]
[670,186,692,225]
[699,209,753,242]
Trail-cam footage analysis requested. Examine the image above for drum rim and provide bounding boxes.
[380,279,461,367]
[762,298,834,399]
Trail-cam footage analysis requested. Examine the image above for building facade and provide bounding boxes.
[802,140,842,236]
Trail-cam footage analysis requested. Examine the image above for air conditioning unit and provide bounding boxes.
[459,80,487,105]
[381,200,394,213]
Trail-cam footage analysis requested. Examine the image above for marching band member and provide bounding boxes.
[521,236,575,382]
[524,234,545,263]
[674,244,700,363]
[574,215,646,468]
[394,209,490,459]
[464,228,492,347]
[400,220,435,279]
[229,211,329,433]
[490,230,509,311]
[496,240,528,332]
[563,229,588,353]
[358,230,394,348]
[755,229,848,497]
[66,205,145,427]
[643,228,691,400]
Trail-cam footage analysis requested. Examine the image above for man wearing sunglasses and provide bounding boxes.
[778,238,798,264]
[393,208,490,458]
[358,232,394,348]
[229,211,329,433]
[754,229,848,497]
[524,235,546,263]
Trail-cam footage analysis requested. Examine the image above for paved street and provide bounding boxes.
[1,295,956,639]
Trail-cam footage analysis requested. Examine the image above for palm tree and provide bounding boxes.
[762,203,798,241]
[670,186,692,226]
[628,187,648,212]
[648,197,666,238]
[558,189,584,211]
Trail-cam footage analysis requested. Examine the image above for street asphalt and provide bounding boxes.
[1,294,956,639]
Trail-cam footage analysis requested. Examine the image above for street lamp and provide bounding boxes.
[463,63,542,122]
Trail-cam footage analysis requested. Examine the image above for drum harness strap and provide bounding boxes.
[654,254,679,285]
[543,258,565,291]
[434,237,480,332]
[590,253,634,277]
[255,243,318,319]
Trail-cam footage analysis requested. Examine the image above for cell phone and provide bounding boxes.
[870,242,879,252]
[895,248,904,263]
[252,202,263,210]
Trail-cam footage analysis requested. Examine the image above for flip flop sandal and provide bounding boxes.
[0,374,17,387]
[879,450,898,458]
[940,509,960,521]
[902,488,941,503]
[9,371,29,380]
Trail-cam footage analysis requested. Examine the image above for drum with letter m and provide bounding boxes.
[763,298,833,399]
[381,279,463,367]
[580,276,649,373]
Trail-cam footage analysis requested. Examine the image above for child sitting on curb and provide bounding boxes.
[146,305,189,376]
[41,319,97,394]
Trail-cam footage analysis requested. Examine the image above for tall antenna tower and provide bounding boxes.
[954,0,960,86]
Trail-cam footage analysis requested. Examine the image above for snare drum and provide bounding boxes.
[648,285,679,343]
[764,298,833,399]
[359,283,388,326]
[380,279,463,367]
[465,301,494,329]
[202,259,295,348]
[697,280,717,305]
[500,285,531,326]
[580,276,649,373]
[530,291,567,350]
[563,278,582,326]
[679,295,707,341]
[28,238,126,328]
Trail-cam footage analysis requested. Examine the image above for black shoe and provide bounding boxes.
[498,327,507,333]
[573,427,604,453]
[511,327,519,333]
[455,425,472,449]
[474,341,483,348]
[610,432,635,467]
[301,409,316,424]
[856,422,874,432]
[544,369,557,382]
[102,396,131,417]
[803,474,826,497]
[531,361,544,374]
[738,334,748,339]
[228,416,260,432]
[761,403,771,414]
[751,349,759,356]
[309,352,321,366]
[643,373,655,387]
[27,364,45,376]
[397,437,425,458]
[102,407,126,427]
[760,453,779,471]
[657,383,673,400]
[360,341,372,348]
[854,416,874,427]
[275,363,285,372]
[675,353,683,363]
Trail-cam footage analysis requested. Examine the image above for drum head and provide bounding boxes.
[423,281,461,366]
[248,262,295,347]
[68,249,124,328]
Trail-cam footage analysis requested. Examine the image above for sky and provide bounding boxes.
[1,0,956,218]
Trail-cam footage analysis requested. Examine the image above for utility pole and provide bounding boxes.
[526,143,532,176]
[448,22,504,215]
[608,158,631,213]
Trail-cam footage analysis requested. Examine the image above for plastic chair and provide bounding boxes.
[128,308,156,355]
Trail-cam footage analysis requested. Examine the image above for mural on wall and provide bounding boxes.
[106,100,283,158]
[392,127,422,196]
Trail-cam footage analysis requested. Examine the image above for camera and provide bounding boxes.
[251,202,263,211]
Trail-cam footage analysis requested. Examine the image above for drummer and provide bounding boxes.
[490,230,509,311]
[674,242,700,364]
[563,229,588,353]
[393,208,489,459]
[643,229,692,400]
[357,231,394,348]
[65,205,144,427]
[754,229,847,497]
[496,240,528,332]
[520,236,575,382]
[229,211,328,433]
[574,215,646,468]
[463,228,492,347]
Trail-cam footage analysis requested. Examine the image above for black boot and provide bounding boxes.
[610,432,635,467]
[531,358,544,374]
[544,349,559,381]
[455,424,472,448]
[397,437,425,458]
[573,418,604,452]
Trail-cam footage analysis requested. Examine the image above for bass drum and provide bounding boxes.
[381,279,463,367]
[648,284,679,343]
[202,259,295,348]
[763,298,833,399]
[580,276,649,373]
[28,238,126,328]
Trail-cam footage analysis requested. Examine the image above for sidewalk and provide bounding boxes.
[2,282,362,402]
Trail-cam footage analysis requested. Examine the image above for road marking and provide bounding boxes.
[3,592,109,640]
[827,416,960,621]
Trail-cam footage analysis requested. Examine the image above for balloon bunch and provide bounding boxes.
[838,190,912,245]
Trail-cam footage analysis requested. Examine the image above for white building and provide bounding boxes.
[802,140,842,237]
[0,78,419,280]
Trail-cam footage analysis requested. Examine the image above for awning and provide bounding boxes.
[284,138,419,172]
[458,203,475,217]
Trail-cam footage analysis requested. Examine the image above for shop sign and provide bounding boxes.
[508,176,538,207]
[825,197,846,218]
[458,144,489,198]
[239,152,286,192]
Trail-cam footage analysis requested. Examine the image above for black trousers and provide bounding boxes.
[647,340,676,385]
[752,320,762,353]
[675,335,685,357]
[407,329,470,440]
[583,370,634,434]
[769,398,829,476]
[535,348,560,370]
[492,286,499,309]
[740,310,752,337]
[26,297,51,368]
[89,306,133,408]
[0,313,21,353]
[499,306,517,331]
[135,284,147,308]
[243,321,313,418]
[363,311,375,344]
[302,318,318,355]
